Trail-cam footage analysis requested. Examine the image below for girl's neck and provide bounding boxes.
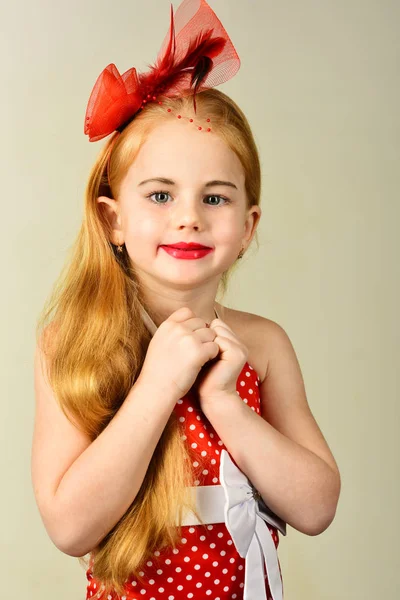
[138,301,222,337]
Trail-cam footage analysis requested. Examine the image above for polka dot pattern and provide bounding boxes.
[85,362,283,599]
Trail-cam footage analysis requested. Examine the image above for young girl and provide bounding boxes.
[32,1,341,599]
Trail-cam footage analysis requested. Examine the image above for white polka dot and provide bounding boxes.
[201,450,207,456]
[189,424,196,430]
[206,591,212,596]
[194,480,200,485]
[175,567,181,572]
[231,574,236,580]
[215,450,220,454]
[167,577,174,583]
[147,561,153,566]
[157,569,163,574]
[139,571,144,576]
[220,550,226,556]
[244,398,248,403]
[251,406,255,411]
[140,591,146,596]
[205,571,211,577]
[181,538,187,544]
[177,399,183,404]
[191,443,197,449]
[207,525,213,530]
[195,582,202,588]
[202,469,208,475]
[238,565,243,570]
[188,406,194,412]
[172,549,179,554]
[249,389,253,394]
[188,594,194,598]
[158,588,164,593]
[211,459,216,464]
[246,371,250,377]
[229,557,235,563]
[208,441,212,447]
[168,596,175,600]
[200,535,206,541]
[191,546,198,551]
[240,381,245,386]
[202,553,209,559]
[154,551,160,556]
[227,539,233,545]
[218,440,223,446]
[199,432,205,438]
[149,580,154,584]
[214,579,220,584]
[212,477,218,483]
[196,415,201,420]
[131,582,137,586]
[217,532,224,538]
[212,561,218,567]
[240,582,244,588]
[177,585,183,590]
[224,586,229,591]
[210,432,214,438]
[179,416,185,422]
[189,527,195,533]
[184,556,191,562]
[222,568,228,574]
[193,461,199,467]
[165,559,171,564]
[194,564,201,570]
[186,574,193,580]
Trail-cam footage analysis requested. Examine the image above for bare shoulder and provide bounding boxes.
[215,303,277,383]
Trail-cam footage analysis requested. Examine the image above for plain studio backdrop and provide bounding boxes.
[1,0,398,598]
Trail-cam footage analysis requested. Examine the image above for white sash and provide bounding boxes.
[178,450,286,600]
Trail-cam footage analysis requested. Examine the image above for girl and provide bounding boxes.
[31,1,341,599]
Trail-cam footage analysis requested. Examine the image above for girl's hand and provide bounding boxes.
[192,318,249,411]
[138,306,220,400]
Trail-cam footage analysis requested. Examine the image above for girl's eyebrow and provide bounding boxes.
[138,177,238,190]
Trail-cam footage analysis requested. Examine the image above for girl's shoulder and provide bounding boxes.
[215,302,276,384]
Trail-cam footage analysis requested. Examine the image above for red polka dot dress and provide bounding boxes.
[85,361,284,600]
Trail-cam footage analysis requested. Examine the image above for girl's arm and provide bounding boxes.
[31,339,181,557]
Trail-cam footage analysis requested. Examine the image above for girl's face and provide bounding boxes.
[98,118,261,291]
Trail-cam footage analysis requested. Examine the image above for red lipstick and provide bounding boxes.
[162,242,211,249]
[160,242,214,260]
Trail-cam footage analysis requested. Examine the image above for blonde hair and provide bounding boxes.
[36,88,261,598]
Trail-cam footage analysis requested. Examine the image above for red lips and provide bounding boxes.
[161,242,211,250]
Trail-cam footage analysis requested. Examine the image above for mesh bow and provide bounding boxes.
[84,0,240,142]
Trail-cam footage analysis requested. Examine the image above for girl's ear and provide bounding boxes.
[96,196,123,244]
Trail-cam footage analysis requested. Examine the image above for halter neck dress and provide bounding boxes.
[85,304,283,600]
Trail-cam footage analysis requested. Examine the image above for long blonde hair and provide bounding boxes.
[36,88,261,597]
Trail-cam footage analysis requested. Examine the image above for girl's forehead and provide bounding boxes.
[128,120,243,182]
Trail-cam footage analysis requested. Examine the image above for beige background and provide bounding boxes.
[2,0,398,597]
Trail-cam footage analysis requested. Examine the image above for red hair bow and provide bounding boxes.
[84,0,240,142]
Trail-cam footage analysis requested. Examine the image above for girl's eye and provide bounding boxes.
[145,191,230,207]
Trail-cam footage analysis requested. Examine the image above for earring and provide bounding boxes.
[237,247,245,259]
[116,239,124,253]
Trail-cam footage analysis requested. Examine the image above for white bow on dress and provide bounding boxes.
[219,449,286,600]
